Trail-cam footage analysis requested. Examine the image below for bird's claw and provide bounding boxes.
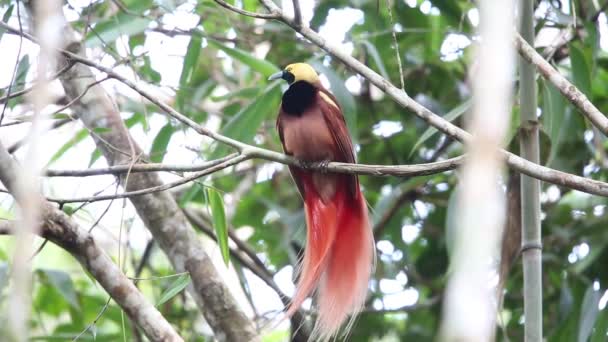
[303,160,330,173]
[316,160,330,173]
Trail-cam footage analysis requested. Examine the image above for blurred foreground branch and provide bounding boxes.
[440,0,514,339]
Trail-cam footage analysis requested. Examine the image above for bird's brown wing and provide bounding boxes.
[316,89,359,200]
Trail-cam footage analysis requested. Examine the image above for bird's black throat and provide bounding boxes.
[281,81,316,116]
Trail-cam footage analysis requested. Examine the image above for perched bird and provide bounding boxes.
[269,63,374,339]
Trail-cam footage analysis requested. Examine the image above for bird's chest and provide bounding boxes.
[280,110,336,162]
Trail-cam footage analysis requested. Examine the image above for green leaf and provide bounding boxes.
[176,34,202,112]
[156,273,190,306]
[569,43,592,97]
[92,127,112,134]
[543,80,568,166]
[409,99,471,158]
[85,14,151,47]
[38,269,80,310]
[61,205,77,216]
[208,40,279,77]
[311,62,358,143]
[178,184,202,207]
[578,284,601,342]
[213,83,280,157]
[149,123,175,163]
[560,277,574,322]
[48,128,89,165]
[207,188,230,266]
[591,308,608,342]
[360,40,389,79]
[89,149,103,167]
[0,5,14,40]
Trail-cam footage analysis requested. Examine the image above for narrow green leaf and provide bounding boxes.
[360,40,389,79]
[0,5,14,40]
[213,83,280,157]
[559,277,574,322]
[2,5,13,22]
[569,43,592,96]
[48,128,89,165]
[89,149,103,167]
[409,99,471,157]
[156,274,190,306]
[207,188,230,266]
[590,308,608,342]
[208,40,280,77]
[92,127,112,134]
[578,284,601,342]
[61,204,77,216]
[149,123,175,163]
[176,34,202,112]
[85,14,151,47]
[180,35,202,87]
[38,269,80,310]
[543,80,568,165]
[178,184,202,207]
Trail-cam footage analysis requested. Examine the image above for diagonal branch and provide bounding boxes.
[515,33,608,136]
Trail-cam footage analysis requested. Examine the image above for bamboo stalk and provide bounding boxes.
[518,0,543,340]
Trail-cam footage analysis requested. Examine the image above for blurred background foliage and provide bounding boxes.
[0,0,608,341]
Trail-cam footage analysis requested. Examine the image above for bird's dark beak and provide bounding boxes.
[268,70,285,81]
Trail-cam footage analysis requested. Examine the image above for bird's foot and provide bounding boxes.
[302,160,330,173]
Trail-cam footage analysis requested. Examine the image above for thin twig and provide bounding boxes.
[385,0,405,91]
[515,33,608,136]
[46,154,249,204]
[213,0,280,19]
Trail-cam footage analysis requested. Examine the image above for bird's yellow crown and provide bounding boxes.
[284,63,319,84]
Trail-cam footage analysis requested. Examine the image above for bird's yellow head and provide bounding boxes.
[268,63,319,85]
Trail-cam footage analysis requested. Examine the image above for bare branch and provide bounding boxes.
[45,153,240,177]
[44,154,463,178]
[515,33,608,136]
[46,154,249,204]
[213,0,280,19]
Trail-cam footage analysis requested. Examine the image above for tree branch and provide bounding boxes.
[515,33,608,136]
[213,0,280,19]
[0,142,182,342]
[44,155,463,178]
